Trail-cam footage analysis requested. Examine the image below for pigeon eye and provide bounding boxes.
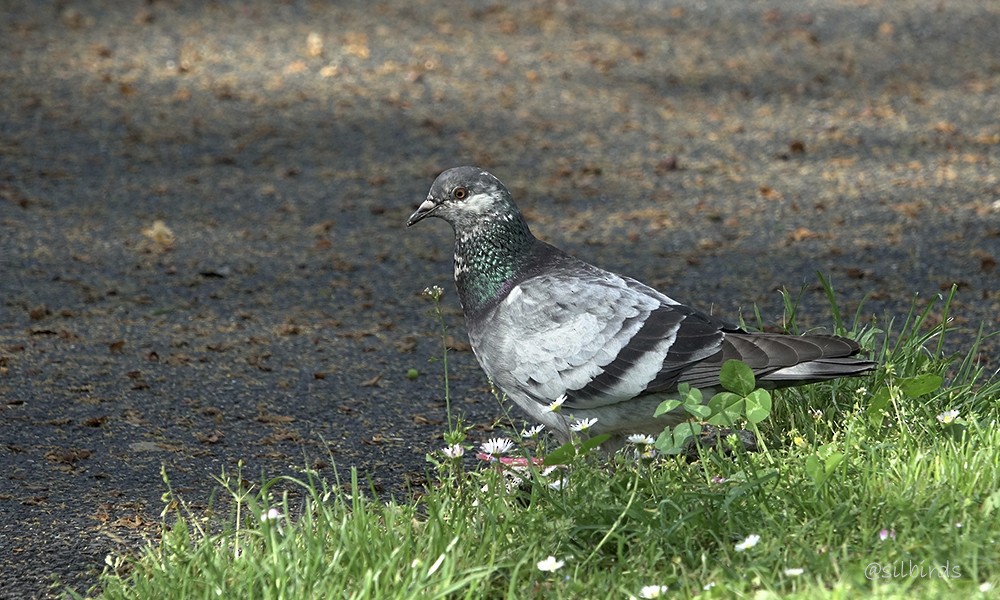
[453,187,468,200]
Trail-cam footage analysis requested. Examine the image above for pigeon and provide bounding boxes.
[407,166,876,448]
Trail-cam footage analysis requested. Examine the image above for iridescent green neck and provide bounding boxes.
[453,214,535,315]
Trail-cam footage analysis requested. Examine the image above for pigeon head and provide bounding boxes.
[408,166,539,314]
[407,166,519,230]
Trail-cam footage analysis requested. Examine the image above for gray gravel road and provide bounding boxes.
[1,1,998,597]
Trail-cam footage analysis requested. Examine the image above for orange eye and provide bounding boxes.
[453,187,468,200]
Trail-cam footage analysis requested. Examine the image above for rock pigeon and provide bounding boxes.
[407,166,876,448]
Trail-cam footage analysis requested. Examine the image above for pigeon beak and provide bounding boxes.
[407,198,438,227]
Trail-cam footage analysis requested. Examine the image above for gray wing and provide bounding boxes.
[468,269,729,410]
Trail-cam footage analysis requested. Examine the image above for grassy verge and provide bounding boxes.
[87,283,999,599]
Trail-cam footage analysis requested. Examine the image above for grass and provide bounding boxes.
[86,281,1000,599]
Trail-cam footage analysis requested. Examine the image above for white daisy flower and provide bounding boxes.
[570,417,598,432]
[936,409,959,424]
[536,555,565,572]
[638,584,669,598]
[520,424,545,438]
[627,433,656,445]
[544,394,567,413]
[442,444,464,459]
[260,508,283,522]
[734,533,760,552]
[480,437,513,456]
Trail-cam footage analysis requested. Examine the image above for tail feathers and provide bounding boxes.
[760,356,877,385]
[677,332,876,390]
